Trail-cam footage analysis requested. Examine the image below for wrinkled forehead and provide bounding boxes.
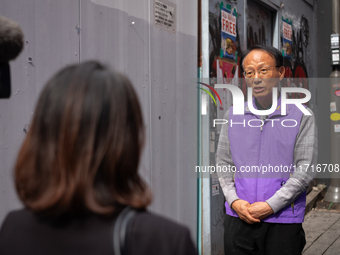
[243,49,276,68]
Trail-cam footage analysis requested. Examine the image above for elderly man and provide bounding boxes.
[217,45,317,255]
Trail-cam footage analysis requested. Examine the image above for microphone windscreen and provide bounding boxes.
[0,16,24,62]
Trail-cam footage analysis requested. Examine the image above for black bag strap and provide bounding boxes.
[113,206,137,255]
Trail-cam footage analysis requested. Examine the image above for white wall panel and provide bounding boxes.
[0,0,79,225]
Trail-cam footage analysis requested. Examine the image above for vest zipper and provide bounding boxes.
[257,117,264,202]
[290,173,294,214]
[258,115,266,202]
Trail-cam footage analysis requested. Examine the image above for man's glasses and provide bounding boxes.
[243,66,280,78]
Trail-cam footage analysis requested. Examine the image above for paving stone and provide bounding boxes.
[304,231,323,245]
[329,236,340,249]
[329,218,340,232]
[303,241,312,252]
[316,225,340,245]
[304,239,331,254]
[323,246,340,255]
[303,211,340,245]
[323,236,340,255]
[303,212,340,231]
[301,211,340,255]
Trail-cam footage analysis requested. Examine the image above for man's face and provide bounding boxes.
[243,50,285,103]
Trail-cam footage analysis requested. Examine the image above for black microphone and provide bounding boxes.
[0,15,24,99]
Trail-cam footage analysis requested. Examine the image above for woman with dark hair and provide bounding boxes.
[0,61,197,255]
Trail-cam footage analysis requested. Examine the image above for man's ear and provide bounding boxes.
[279,66,285,80]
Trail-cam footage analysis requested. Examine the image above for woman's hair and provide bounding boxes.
[15,61,152,217]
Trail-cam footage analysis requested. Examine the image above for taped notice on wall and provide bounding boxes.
[331,102,337,112]
[212,184,219,196]
[154,0,177,34]
[212,173,219,185]
[335,124,340,133]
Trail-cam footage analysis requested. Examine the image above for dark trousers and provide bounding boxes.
[224,215,306,255]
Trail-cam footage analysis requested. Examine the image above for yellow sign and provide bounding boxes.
[330,112,340,121]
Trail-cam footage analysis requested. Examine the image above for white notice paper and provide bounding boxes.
[331,102,337,112]
[154,0,177,34]
[335,124,340,132]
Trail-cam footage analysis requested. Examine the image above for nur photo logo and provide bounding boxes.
[196,82,222,107]
[197,82,311,117]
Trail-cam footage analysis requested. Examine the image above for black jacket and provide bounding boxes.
[0,209,197,255]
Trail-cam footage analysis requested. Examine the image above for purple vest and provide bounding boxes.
[225,97,306,223]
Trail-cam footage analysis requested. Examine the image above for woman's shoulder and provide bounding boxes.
[0,208,37,236]
[1,208,33,226]
[0,209,34,250]
[134,210,190,233]
[130,210,197,255]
